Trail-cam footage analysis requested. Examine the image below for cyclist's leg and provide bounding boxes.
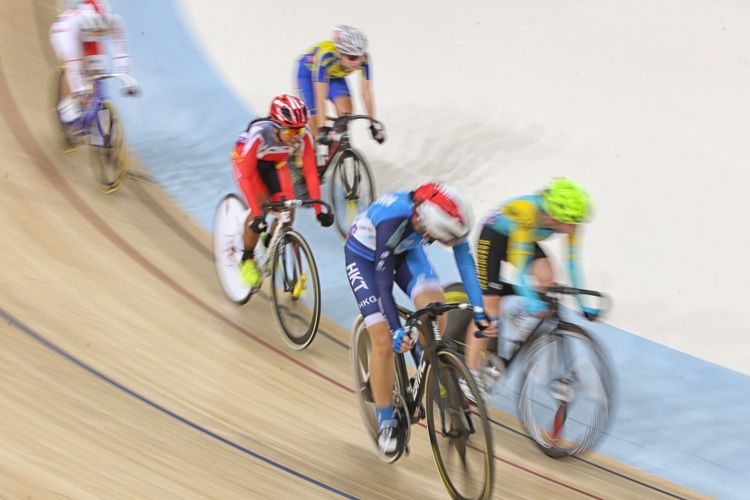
[344,247,395,420]
[397,247,444,340]
[50,17,85,125]
[330,78,353,117]
[530,244,554,288]
[465,225,507,371]
[232,150,270,255]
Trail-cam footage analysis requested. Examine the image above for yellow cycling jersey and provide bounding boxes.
[486,195,578,269]
[303,41,371,82]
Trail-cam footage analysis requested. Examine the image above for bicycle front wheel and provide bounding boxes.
[90,100,127,193]
[518,322,613,458]
[270,229,321,350]
[351,318,406,463]
[426,349,494,500]
[328,147,376,238]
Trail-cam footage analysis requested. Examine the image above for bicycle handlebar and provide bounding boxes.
[262,198,333,215]
[325,114,384,131]
[89,72,139,88]
[541,285,612,316]
[403,302,481,330]
[542,285,604,298]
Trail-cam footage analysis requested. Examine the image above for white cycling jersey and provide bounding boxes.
[49,7,130,94]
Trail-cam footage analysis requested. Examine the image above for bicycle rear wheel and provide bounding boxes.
[212,194,253,304]
[518,322,613,458]
[426,349,494,500]
[270,229,321,350]
[90,100,127,193]
[351,318,406,463]
[328,147,376,238]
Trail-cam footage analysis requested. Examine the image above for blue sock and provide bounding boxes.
[376,405,396,426]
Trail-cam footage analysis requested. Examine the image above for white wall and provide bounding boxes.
[178,0,750,373]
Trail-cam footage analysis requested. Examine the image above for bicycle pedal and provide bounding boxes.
[416,404,425,421]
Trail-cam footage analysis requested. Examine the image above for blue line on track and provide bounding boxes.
[0,306,358,499]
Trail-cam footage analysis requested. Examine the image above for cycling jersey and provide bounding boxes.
[296,41,371,115]
[231,119,322,216]
[481,194,583,303]
[303,41,371,82]
[345,192,484,332]
[49,9,130,95]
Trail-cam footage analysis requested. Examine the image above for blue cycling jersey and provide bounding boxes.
[345,192,485,331]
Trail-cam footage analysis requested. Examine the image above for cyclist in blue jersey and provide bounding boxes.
[344,182,494,455]
[464,178,598,397]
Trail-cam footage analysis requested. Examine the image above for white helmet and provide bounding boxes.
[77,0,112,31]
[412,183,474,244]
[332,25,368,56]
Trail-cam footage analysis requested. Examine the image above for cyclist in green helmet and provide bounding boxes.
[462,177,598,399]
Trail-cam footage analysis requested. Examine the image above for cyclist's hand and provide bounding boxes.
[249,216,268,235]
[526,298,551,318]
[370,123,386,144]
[317,212,334,227]
[474,312,497,337]
[582,306,601,321]
[316,126,333,146]
[391,327,414,353]
[122,84,141,98]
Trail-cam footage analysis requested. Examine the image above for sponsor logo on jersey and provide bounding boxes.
[346,262,368,292]
[358,295,377,308]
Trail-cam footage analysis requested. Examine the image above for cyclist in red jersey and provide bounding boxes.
[231,94,334,287]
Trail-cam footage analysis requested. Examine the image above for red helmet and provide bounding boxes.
[412,182,474,244]
[269,94,309,128]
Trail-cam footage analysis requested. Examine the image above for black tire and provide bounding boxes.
[328,147,376,239]
[271,229,321,350]
[426,349,494,500]
[90,100,127,193]
[518,322,613,458]
[351,318,406,463]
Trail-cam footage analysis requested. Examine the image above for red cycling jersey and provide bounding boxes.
[231,119,322,217]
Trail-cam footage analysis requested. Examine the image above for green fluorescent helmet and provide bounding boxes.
[541,178,591,224]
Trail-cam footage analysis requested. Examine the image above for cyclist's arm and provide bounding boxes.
[312,51,335,130]
[373,218,406,332]
[300,133,322,215]
[565,230,586,307]
[360,56,375,117]
[313,82,329,130]
[231,137,264,217]
[109,14,130,74]
[452,240,485,316]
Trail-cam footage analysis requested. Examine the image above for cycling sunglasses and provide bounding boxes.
[342,54,363,62]
[280,127,306,137]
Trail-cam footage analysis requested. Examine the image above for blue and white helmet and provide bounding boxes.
[332,25,368,56]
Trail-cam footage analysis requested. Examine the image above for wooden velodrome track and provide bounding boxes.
[0,1,706,498]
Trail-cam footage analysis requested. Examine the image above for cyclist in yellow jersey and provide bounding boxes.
[296,25,385,144]
[464,178,599,396]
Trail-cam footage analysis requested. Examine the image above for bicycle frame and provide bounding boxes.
[475,286,607,369]
[257,198,333,278]
[318,114,384,179]
[395,302,481,436]
[78,79,105,137]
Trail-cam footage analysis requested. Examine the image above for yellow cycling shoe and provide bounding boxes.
[291,274,307,299]
[239,259,262,288]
